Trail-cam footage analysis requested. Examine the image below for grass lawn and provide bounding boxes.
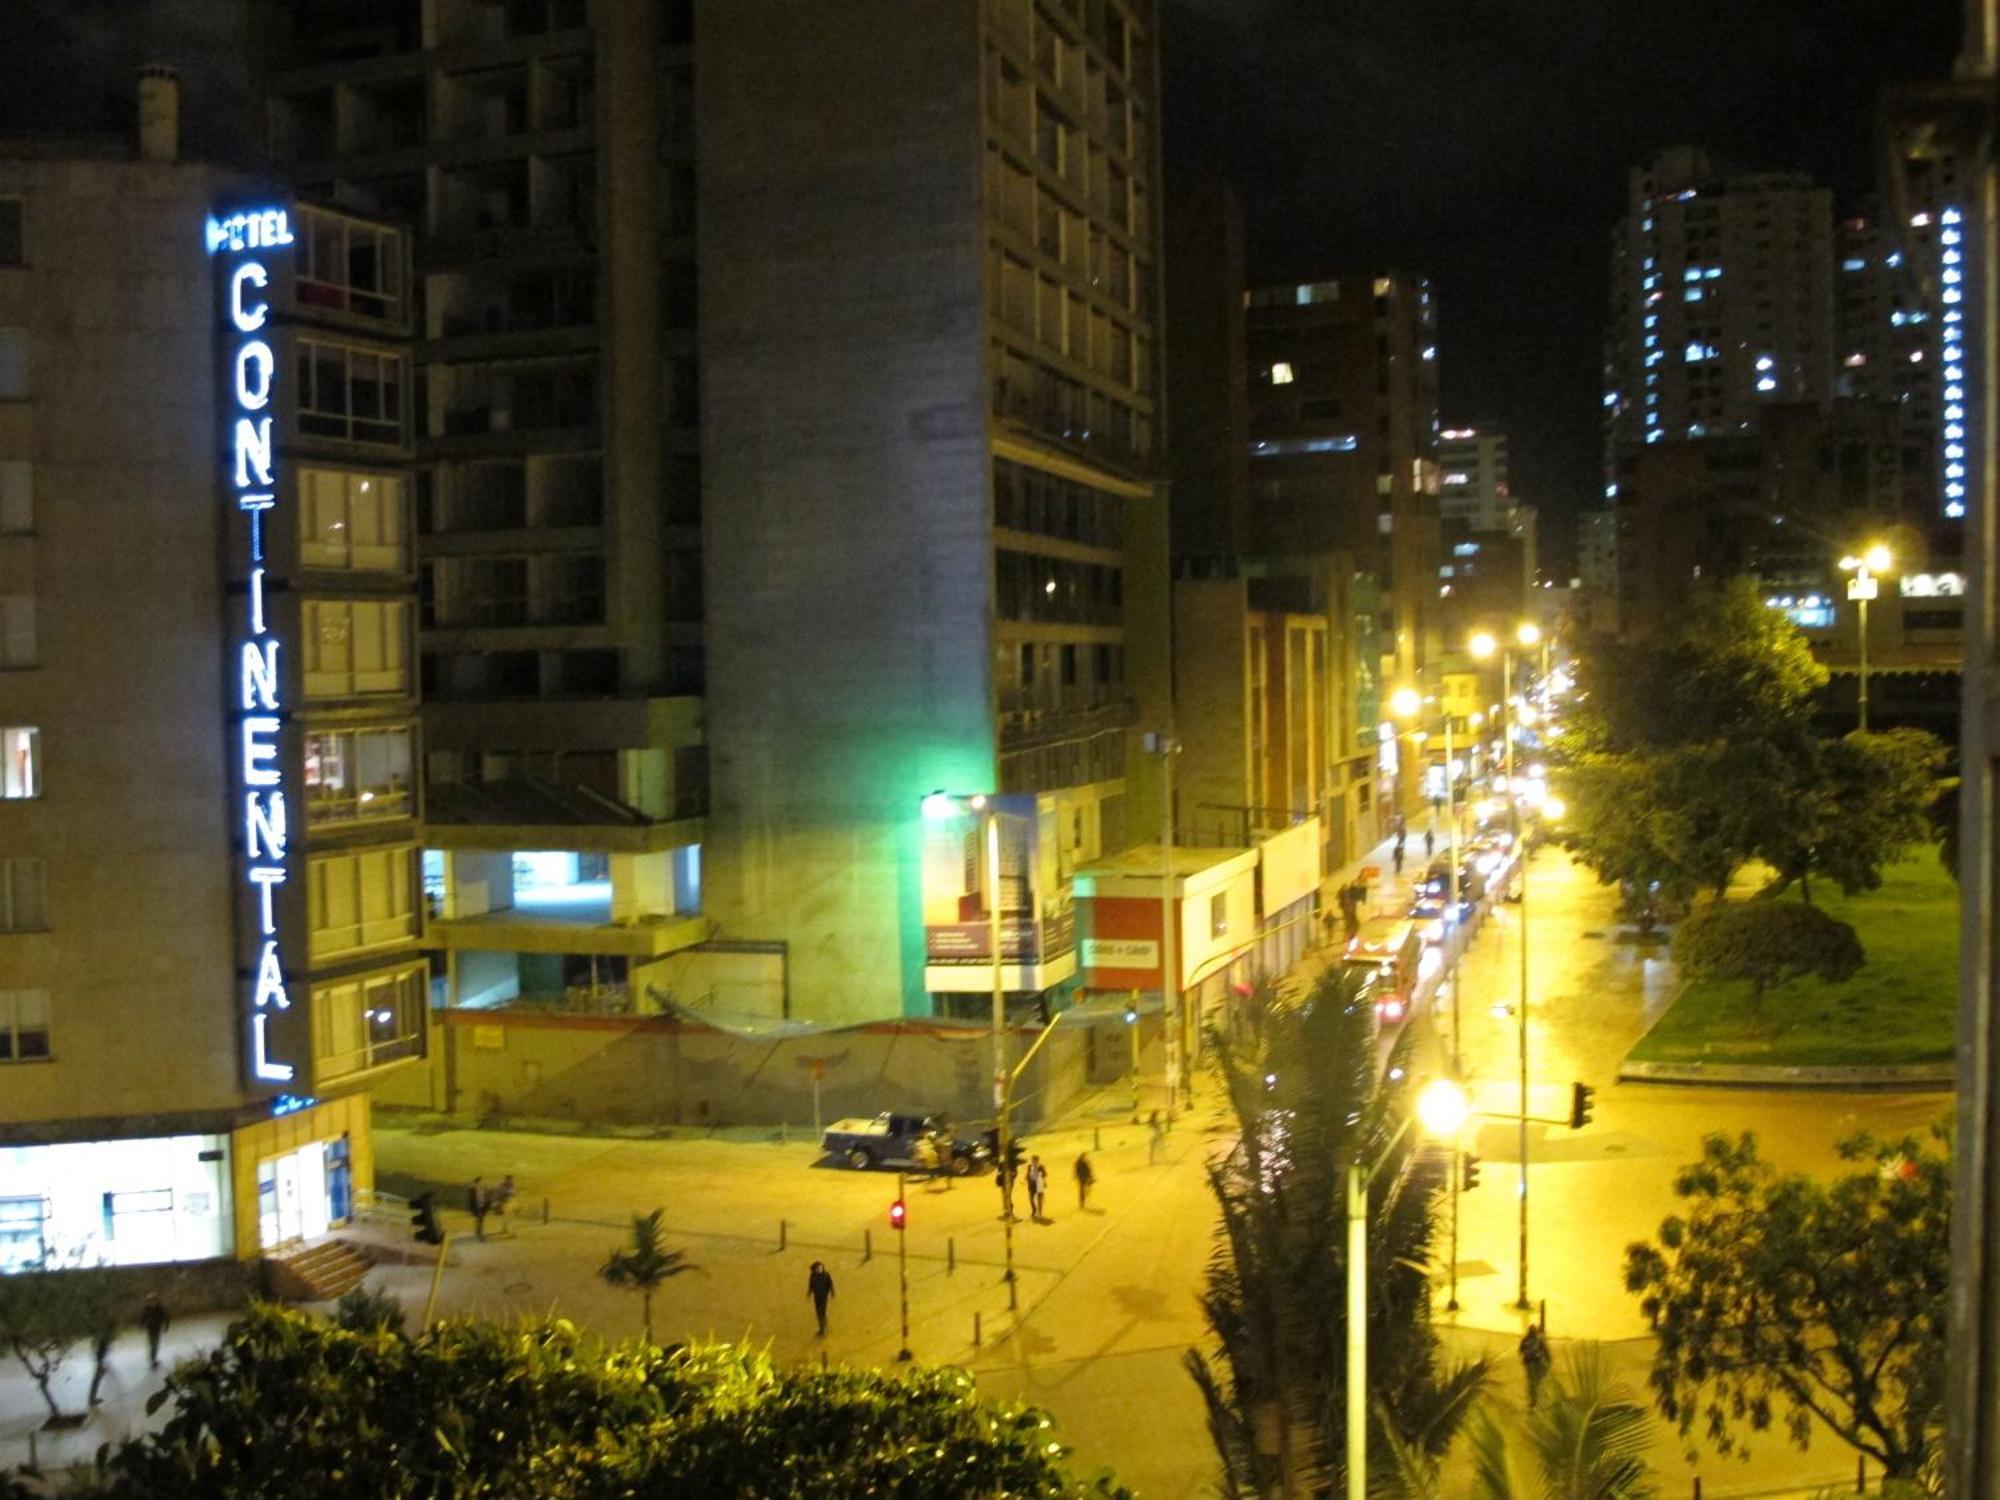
[1627,855,1959,1068]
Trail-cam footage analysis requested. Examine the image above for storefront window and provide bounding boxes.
[0,1134,228,1271]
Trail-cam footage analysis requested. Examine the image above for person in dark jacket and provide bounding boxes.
[807,1261,835,1337]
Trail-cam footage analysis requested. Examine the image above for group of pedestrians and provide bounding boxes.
[467,1173,517,1240]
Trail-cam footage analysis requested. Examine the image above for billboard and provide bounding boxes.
[920,794,1076,968]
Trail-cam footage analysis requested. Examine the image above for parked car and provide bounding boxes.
[820,1111,991,1175]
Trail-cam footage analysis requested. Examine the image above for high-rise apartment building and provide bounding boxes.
[266,2,714,1030]
[1603,147,1835,472]
[1837,154,1971,521]
[267,0,1166,1027]
[0,88,421,1268]
[1438,423,1514,533]
[1243,273,1442,686]
[700,0,1166,1021]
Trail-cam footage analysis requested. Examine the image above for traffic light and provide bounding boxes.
[1569,1081,1596,1131]
[410,1191,443,1245]
[888,1198,907,1231]
[1460,1153,1481,1192]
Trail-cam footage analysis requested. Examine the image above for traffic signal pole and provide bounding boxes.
[422,1231,450,1330]
[894,1173,912,1362]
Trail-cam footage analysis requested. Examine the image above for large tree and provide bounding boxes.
[1463,1345,1658,1500]
[1622,1129,1948,1479]
[1757,729,1945,901]
[1558,584,1939,909]
[86,1307,1129,1498]
[1671,900,1865,1017]
[1186,970,1485,1497]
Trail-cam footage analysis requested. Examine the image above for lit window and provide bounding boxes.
[1911,212,1932,228]
[301,469,409,572]
[303,726,414,824]
[1844,353,1867,368]
[1269,361,1295,385]
[1684,288,1704,303]
[1886,251,1903,269]
[0,990,49,1062]
[1842,257,1867,272]
[1,727,37,799]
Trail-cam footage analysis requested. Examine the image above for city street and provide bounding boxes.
[0,846,1944,1496]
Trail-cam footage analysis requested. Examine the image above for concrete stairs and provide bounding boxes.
[263,1237,372,1302]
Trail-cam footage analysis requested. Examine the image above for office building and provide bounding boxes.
[1243,272,1442,688]
[265,1,1167,1034]
[1603,147,1835,466]
[701,0,1168,1022]
[0,84,421,1269]
[1438,424,1515,533]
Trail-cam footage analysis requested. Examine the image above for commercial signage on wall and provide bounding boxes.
[919,795,1076,965]
[210,204,301,1086]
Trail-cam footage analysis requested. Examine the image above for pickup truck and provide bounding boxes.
[821,1112,990,1175]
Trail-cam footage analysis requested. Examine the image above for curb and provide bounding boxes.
[1618,1058,1955,1091]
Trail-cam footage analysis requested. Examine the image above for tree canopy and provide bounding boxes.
[1671,900,1864,1014]
[1557,582,1941,907]
[1622,1129,1949,1479]
[75,1306,1128,1499]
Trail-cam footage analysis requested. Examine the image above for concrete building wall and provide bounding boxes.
[430,1009,1109,1130]
[698,3,996,1022]
[0,155,246,1123]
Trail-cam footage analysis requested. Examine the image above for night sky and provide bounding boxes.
[1162,0,1965,569]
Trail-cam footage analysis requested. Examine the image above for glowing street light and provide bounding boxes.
[1346,1074,1472,1500]
[1839,544,1894,731]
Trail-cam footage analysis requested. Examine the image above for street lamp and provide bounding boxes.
[1346,1075,1469,1500]
[922,789,1018,1293]
[1468,622,1538,1312]
[1839,544,1893,732]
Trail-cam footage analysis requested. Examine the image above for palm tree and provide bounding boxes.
[1186,970,1487,1498]
[599,1208,696,1346]
[1465,1345,1656,1499]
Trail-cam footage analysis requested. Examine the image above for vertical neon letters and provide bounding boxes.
[212,206,296,1084]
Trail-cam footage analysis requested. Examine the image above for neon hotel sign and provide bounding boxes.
[208,206,299,1084]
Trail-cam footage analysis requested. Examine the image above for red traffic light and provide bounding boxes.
[888,1199,907,1231]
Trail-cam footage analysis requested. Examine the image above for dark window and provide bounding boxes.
[0,201,19,266]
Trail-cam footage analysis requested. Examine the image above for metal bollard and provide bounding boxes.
[864,1227,873,1263]
[973,1311,981,1347]
[779,1218,788,1251]
[948,1237,956,1275]
[1857,1455,1866,1493]
[1692,1481,1700,1500]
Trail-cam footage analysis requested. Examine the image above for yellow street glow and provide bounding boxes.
[1468,630,1497,660]
[1389,686,1423,719]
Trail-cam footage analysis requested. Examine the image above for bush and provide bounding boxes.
[77,1305,1128,1499]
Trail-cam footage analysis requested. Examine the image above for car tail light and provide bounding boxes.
[1379,998,1407,1023]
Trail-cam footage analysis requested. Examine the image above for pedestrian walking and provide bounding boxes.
[1147,1109,1166,1165]
[140,1293,170,1369]
[1519,1323,1552,1409]
[996,1153,1020,1221]
[807,1260,835,1337]
[1073,1151,1095,1209]
[1338,881,1362,941]
[1026,1155,1049,1220]
[493,1174,517,1234]
[1424,826,1436,860]
[468,1175,490,1241]
[1392,837,1406,876]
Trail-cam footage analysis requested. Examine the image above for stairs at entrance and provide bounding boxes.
[264,1237,373,1302]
